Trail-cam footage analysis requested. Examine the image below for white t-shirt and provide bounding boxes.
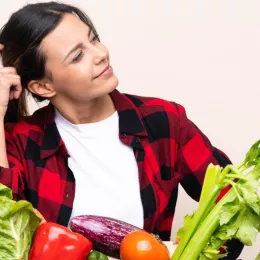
[55,110,144,228]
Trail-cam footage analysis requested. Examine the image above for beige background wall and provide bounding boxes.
[1,0,260,258]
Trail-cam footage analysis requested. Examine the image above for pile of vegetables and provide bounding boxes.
[70,215,170,260]
[172,140,260,260]
[0,183,169,260]
[0,185,108,260]
[1,139,260,259]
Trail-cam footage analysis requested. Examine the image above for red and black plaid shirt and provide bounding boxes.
[0,90,242,258]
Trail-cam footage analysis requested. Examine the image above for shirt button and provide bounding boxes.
[135,138,140,143]
[121,133,127,139]
[66,193,69,199]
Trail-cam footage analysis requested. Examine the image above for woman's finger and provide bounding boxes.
[13,85,22,99]
[9,91,14,100]
[0,67,18,75]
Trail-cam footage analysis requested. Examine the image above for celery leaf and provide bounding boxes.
[219,202,240,225]
[176,213,193,240]
[220,204,260,246]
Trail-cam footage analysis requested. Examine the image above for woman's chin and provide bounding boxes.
[90,76,119,99]
[103,75,119,93]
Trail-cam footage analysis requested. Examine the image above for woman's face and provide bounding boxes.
[39,13,118,102]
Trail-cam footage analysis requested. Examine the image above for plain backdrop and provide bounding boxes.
[1,0,260,258]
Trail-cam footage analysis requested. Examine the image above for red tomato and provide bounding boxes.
[120,230,170,260]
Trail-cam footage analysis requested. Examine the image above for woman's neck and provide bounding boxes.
[52,94,116,124]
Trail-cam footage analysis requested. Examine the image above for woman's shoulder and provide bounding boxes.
[4,105,51,137]
[123,92,185,116]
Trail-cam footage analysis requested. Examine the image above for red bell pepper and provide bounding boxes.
[29,222,93,260]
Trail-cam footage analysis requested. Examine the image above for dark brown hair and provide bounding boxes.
[0,1,97,123]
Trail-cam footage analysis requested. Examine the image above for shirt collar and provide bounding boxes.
[40,89,147,159]
[110,89,147,137]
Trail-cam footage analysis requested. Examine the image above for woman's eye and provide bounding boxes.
[72,51,83,63]
[91,35,100,43]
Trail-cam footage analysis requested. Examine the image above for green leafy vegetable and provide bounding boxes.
[0,183,41,260]
[176,213,193,241]
[87,250,109,260]
[0,183,12,199]
[172,140,260,260]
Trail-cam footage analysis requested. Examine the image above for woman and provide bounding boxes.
[0,2,243,259]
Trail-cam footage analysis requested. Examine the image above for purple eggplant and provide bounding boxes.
[70,215,141,258]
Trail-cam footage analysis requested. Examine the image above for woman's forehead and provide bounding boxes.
[41,14,90,59]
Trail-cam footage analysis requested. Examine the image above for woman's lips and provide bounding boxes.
[95,65,113,79]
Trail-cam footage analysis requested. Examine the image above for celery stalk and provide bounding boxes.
[178,189,236,260]
[171,165,224,260]
[199,164,222,205]
[172,187,221,259]
[172,140,260,260]
[174,167,260,260]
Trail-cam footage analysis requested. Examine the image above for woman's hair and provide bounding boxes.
[0,1,97,123]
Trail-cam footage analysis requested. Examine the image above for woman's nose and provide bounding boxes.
[92,45,108,65]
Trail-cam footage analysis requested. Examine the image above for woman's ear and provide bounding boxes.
[27,80,56,99]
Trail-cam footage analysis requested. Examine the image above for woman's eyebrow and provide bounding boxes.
[63,43,84,63]
[63,28,93,63]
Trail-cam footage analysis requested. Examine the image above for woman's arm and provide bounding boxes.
[175,104,244,260]
[0,120,26,200]
[0,44,25,198]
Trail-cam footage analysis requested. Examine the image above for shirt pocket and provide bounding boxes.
[155,169,181,196]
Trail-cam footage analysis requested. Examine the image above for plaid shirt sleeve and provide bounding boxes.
[0,124,26,200]
[175,104,243,259]
[175,104,231,201]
